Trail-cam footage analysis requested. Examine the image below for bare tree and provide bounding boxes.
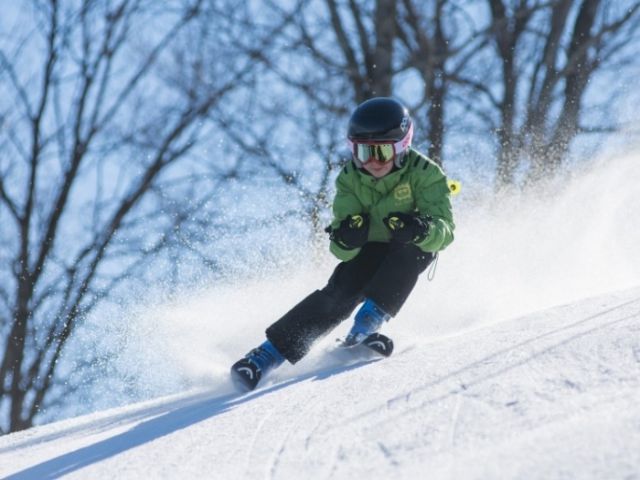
[244,0,462,198]
[455,0,640,185]
[215,0,403,247]
[233,0,640,197]
[322,0,398,101]
[396,0,477,164]
[0,0,257,433]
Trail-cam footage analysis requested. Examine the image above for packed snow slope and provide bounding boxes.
[1,287,639,479]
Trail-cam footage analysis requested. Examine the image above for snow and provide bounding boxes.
[1,287,639,479]
[2,153,640,478]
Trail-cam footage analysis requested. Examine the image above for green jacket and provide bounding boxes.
[329,148,455,261]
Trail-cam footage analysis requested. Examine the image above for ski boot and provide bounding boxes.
[230,339,285,392]
[343,298,391,347]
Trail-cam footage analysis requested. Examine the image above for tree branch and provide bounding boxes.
[325,0,366,100]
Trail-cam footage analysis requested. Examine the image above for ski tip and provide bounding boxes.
[335,333,394,357]
[363,333,394,357]
[230,360,261,392]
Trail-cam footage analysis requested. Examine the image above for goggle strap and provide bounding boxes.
[394,122,413,154]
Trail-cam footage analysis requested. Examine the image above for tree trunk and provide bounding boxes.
[370,0,397,97]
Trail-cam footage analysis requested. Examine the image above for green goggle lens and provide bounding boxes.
[354,143,395,163]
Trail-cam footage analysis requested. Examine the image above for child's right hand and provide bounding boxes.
[326,214,370,250]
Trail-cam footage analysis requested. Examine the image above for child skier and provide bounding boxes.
[231,97,455,391]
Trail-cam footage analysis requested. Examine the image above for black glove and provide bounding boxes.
[325,214,370,250]
[383,212,431,244]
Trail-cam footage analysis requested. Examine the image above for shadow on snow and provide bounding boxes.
[5,358,379,480]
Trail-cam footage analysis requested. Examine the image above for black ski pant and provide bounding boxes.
[266,242,434,364]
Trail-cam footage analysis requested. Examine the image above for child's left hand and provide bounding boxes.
[383,212,431,244]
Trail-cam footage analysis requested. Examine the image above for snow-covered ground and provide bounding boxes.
[1,286,639,479]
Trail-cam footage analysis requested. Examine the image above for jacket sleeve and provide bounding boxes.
[329,164,365,261]
[412,163,455,252]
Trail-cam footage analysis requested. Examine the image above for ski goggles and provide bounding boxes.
[347,123,413,165]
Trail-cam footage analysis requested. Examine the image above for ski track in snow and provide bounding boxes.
[1,287,639,479]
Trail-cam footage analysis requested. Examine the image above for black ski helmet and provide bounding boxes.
[347,97,413,167]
